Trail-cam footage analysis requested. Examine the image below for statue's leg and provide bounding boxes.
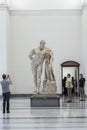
[34,73,37,92]
[44,62,47,80]
[31,63,37,92]
[44,63,49,81]
[51,67,55,81]
[37,64,42,93]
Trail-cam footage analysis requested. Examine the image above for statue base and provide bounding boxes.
[42,81,57,94]
[30,94,60,107]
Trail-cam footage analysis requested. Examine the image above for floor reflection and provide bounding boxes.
[0,96,87,130]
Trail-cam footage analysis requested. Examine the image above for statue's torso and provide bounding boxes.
[32,47,47,65]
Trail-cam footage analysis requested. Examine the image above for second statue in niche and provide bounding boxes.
[29,40,57,94]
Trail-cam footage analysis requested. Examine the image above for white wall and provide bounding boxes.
[0,6,9,95]
[9,10,84,94]
[82,5,87,95]
[83,0,87,4]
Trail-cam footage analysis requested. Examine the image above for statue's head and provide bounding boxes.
[40,40,46,50]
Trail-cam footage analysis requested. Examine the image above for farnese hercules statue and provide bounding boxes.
[29,40,57,94]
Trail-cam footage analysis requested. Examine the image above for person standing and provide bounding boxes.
[0,74,12,113]
[66,74,73,103]
[79,74,85,101]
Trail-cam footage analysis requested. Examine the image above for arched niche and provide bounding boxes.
[61,61,80,96]
[61,61,80,67]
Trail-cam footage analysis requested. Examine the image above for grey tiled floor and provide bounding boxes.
[0,96,87,130]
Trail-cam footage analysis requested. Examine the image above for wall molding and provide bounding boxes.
[0,4,9,13]
[1,2,87,16]
[82,3,87,11]
[1,4,87,16]
[9,9,81,16]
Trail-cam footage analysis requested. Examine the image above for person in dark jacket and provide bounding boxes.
[79,74,85,101]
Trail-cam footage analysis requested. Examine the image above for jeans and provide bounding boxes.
[3,92,10,112]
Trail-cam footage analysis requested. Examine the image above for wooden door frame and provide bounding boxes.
[61,61,80,95]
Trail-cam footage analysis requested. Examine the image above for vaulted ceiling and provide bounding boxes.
[0,0,85,10]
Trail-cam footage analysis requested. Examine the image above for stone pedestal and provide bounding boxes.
[30,94,60,107]
[42,81,57,94]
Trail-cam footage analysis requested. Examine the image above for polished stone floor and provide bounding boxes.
[0,96,87,130]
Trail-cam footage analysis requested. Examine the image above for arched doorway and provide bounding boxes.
[61,61,80,96]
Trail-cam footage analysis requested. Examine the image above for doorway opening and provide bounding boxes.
[61,61,80,96]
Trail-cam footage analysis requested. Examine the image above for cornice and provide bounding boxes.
[0,4,10,13]
[1,3,87,16]
[82,3,87,10]
[9,9,81,16]
[81,3,87,15]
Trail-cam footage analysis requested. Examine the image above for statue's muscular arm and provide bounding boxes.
[29,49,35,60]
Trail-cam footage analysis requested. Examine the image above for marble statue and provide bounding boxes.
[29,40,57,94]
[29,40,47,94]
